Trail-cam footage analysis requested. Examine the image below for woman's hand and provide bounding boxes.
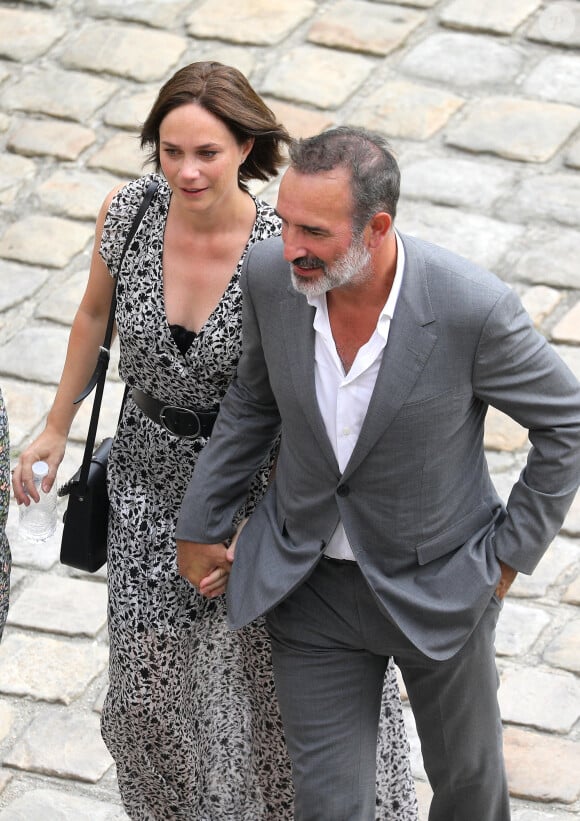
[177,539,231,593]
[198,518,249,598]
[12,430,67,505]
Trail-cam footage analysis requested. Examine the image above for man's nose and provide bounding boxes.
[282,227,305,262]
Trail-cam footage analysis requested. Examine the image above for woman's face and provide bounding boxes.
[159,102,253,213]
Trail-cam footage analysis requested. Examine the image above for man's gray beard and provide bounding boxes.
[290,239,372,298]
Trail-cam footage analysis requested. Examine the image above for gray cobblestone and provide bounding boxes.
[446,96,580,163]
[0,327,72,386]
[61,22,188,82]
[372,0,437,6]
[521,286,563,329]
[37,170,122,222]
[266,99,335,139]
[399,32,525,87]
[563,574,580,605]
[0,218,92,269]
[0,69,119,123]
[0,634,108,705]
[439,0,542,35]
[400,156,518,212]
[551,301,580,345]
[87,133,147,179]
[504,226,580,289]
[498,173,580,229]
[34,269,89,327]
[0,380,57,454]
[0,8,67,62]
[0,788,128,820]
[499,666,580,733]
[504,726,580,804]
[513,810,578,821]
[484,407,528,452]
[496,601,551,658]
[7,576,108,638]
[526,1,580,48]
[0,265,49,314]
[396,201,525,271]
[261,44,374,109]
[544,619,580,674]
[103,89,158,131]
[4,712,113,782]
[7,119,96,163]
[509,537,580,599]
[0,155,36,207]
[1,1,579,817]
[0,705,14,745]
[186,0,317,45]
[307,0,426,56]
[565,137,580,170]
[86,0,191,29]
[348,78,464,140]
[523,54,580,108]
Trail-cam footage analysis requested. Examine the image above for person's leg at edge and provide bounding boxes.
[398,597,510,821]
[266,560,388,821]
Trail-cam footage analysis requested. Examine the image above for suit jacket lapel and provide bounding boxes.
[344,234,438,478]
[280,287,339,472]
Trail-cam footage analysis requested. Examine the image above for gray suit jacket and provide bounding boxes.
[176,234,580,660]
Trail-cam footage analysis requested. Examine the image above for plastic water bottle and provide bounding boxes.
[18,460,58,542]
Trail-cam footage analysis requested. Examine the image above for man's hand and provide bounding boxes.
[198,518,249,599]
[176,540,230,591]
[495,559,518,600]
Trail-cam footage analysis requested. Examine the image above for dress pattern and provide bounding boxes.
[99,173,418,820]
[0,387,10,641]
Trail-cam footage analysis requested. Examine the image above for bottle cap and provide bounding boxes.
[32,461,49,479]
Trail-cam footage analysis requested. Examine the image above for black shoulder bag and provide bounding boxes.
[58,180,158,572]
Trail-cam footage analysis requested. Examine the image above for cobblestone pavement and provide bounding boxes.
[0,0,579,818]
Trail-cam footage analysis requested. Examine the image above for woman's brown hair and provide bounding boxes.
[141,61,289,191]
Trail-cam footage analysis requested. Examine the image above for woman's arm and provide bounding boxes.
[12,186,122,504]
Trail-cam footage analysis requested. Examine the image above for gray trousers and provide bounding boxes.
[266,557,510,821]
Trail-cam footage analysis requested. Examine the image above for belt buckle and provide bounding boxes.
[159,405,201,439]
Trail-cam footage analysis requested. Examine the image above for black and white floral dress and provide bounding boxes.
[99,174,418,821]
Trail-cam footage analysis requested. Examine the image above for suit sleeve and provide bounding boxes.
[473,287,580,574]
[175,248,282,543]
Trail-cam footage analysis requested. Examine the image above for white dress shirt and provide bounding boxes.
[307,231,405,560]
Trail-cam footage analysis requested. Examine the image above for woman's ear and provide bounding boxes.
[241,137,255,164]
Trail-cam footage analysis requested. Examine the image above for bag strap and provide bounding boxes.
[75,179,159,493]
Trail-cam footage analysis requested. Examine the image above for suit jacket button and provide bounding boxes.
[337,484,350,497]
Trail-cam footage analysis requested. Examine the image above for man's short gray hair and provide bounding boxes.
[288,127,401,233]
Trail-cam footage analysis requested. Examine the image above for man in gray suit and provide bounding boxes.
[175,127,580,821]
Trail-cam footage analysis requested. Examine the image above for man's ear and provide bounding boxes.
[365,212,392,249]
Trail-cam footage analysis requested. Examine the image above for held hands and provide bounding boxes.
[178,518,249,599]
[12,430,66,505]
[177,540,232,598]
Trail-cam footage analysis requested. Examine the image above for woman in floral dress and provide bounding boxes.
[13,62,417,820]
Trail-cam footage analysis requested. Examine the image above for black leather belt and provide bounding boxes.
[132,388,218,439]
